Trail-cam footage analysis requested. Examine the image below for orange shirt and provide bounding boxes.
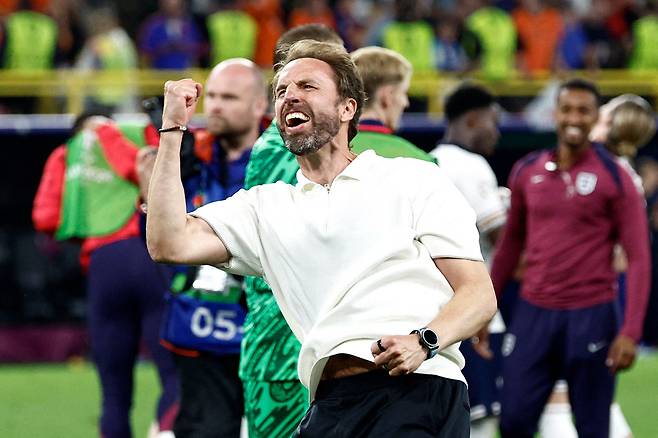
[245,0,284,67]
[288,7,336,30]
[0,0,49,14]
[512,7,564,72]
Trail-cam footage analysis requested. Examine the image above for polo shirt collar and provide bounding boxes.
[544,144,597,171]
[296,149,377,191]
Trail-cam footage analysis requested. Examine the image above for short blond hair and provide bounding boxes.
[351,47,412,110]
[608,98,656,157]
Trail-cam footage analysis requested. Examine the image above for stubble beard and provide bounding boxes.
[281,112,341,156]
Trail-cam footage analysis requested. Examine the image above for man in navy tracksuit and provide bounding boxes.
[490,79,651,438]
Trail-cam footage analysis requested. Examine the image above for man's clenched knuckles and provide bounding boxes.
[165,79,197,97]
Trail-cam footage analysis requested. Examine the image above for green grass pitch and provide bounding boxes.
[0,360,160,438]
[0,353,657,437]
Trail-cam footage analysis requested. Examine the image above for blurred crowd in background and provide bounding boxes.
[2,0,658,99]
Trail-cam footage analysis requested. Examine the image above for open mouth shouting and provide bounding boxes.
[284,111,311,134]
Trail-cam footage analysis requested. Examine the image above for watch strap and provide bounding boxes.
[410,328,439,360]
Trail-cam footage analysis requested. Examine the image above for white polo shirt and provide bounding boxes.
[191,150,483,399]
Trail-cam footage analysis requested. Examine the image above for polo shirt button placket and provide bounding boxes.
[560,171,575,199]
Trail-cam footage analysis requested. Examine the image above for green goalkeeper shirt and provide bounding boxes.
[240,121,300,381]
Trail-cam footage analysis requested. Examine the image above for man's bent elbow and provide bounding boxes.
[486,294,497,321]
[476,287,497,327]
[146,236,178,264]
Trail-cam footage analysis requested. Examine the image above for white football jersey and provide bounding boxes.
[431,143,507,333]
[431,143,506,263]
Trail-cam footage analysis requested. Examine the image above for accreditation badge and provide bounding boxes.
[161,266,246,355]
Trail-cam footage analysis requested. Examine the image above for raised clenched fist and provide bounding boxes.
[162,79,203,129]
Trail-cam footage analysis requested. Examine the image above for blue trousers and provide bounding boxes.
[500,298,618,438]
[460,333,503,420]
[88,237,178,438]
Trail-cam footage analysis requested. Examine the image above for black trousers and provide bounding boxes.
[173,352,243,438]
[295,370,469,438]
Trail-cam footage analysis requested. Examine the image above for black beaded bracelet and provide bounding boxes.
[158,125,187,133]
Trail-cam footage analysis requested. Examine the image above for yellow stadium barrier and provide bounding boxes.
[1,69,658,115]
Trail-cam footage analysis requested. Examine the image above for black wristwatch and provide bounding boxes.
[410,327,440,360]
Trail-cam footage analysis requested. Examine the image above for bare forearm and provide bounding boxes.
[372,259,496,375]
[146,131,189,261]
[429,283,496,350]
[146,79,229,266]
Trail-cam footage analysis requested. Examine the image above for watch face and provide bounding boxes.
[422,329,439,347]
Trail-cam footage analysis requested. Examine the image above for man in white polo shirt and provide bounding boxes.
[146,40,496,437]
